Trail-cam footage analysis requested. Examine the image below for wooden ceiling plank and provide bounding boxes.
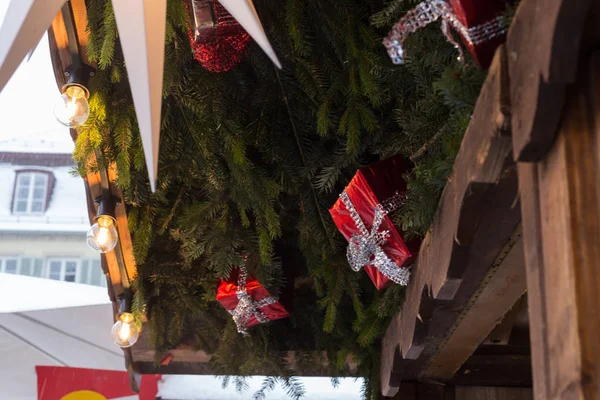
[483,294,528,346]
[507,0,591,162]
[380,47,520,397]
[423,230,526,380]
[519,52,600,400]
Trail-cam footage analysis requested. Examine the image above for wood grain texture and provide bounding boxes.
[516,162,549,400]
[484,295,527,346]
[520,53,600,400]
[507,0,591,162]
[424,231,526,380]
[400,46,514,357]
[47,0,93,91]
[380,48,522,397]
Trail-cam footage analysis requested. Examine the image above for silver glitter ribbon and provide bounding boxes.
[340,191,410,286]
[228,265,278,335]
[383,0,509,64]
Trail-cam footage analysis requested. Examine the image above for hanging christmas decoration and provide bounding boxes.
[329,156,421,289]
[185,0,251,72]
[383,0,509,68]
[216,259,290,335]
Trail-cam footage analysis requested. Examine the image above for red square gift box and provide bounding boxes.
[448,0,509,68]
[216,267,290,334]
[383,0,509,68]
[329,156,421,290]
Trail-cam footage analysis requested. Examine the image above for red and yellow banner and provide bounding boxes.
[36,366,159,400]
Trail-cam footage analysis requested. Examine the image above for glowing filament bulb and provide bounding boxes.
[111,312,140,348]
[86,215,118,253]
[54,85,90,127]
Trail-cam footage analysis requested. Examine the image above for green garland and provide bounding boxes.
[78,0,485,398]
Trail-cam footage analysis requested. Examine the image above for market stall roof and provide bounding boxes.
[0,300,125,399]
[0,273,110,313]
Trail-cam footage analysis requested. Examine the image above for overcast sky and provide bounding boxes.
[0,0,71,148]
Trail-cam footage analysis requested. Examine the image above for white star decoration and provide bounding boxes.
[0,0,282,192]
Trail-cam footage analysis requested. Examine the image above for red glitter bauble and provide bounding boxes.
[185,1,252,72]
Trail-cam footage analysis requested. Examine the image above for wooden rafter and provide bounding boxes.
[517,52,600,400]
[380,45,521,397]
[46,0,141,382]
[381,0,598,397]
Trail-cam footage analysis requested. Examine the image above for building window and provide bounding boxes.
[0,257,20,274]
[46,259,80,282]
[78,259,106,287]
[12,171,51,214]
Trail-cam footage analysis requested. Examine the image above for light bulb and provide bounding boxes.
[86,215,118,253]
[111,313,140,348]
[54,85,90,127]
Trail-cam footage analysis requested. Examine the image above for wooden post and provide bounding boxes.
[519,53,600,400]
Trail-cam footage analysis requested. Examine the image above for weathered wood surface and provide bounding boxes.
[507,0,591,161]
[519,53,600,400]
[451,351,532,388]
[424,231,526,380]
[381,47,521,397]
[48,0,90,91]
[483,294,527,346]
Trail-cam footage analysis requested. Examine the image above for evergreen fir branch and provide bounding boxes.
[253,376,278,400]
[99,1,117,69]
[82,1,489,397]
[370,0,411,28]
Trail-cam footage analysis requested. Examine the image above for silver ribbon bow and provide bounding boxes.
[383,0,508,64]
[340,191,410,286]
[229,265,278,335]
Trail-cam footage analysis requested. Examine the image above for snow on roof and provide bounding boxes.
[0,273,111,313]
[0,130,74,154]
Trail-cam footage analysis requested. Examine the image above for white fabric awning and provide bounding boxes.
[0,273,110,313]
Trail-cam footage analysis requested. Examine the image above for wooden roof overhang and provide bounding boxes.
[46,0,600,397]
[380,0,600,398]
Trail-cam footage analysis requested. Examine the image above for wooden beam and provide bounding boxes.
[47,0,92,91]
[484,295,527,346]
[507,0,591,162]
[132,348,358,377]
[519,53,600,400]
[380,48,521,397]
[424,230,526,381]
[451,354,532,388]
[399,45,514,360]
[48,1,138,293]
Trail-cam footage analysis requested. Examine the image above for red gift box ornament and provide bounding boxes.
[383,0,509,68]
[218,262,289,335]
[330,157,421,289]
[340,191,411,286]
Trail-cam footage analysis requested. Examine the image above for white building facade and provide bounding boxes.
[0,135,105,287]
